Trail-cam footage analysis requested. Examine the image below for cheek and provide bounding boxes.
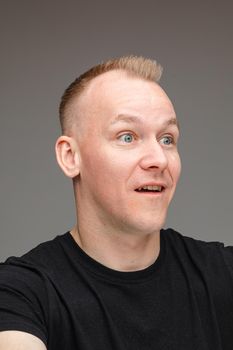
[169,152,182,183]
[81,147,125,186]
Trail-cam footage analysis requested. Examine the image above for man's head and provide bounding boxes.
[56,56,181,236]
[59,55,163,135]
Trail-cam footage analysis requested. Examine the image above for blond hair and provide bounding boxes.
[59,55,163,134]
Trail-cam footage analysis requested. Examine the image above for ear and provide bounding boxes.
[55,136,80,178]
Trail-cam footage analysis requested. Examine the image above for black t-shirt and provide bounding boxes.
[0,228,233,349]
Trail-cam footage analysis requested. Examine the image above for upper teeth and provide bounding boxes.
[137,185,162,192]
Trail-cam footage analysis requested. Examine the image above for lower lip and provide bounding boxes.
[135,190,165,196]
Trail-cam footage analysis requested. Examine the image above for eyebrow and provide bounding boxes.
[111,114,180,130]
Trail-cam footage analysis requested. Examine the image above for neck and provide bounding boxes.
[70,223,161,272]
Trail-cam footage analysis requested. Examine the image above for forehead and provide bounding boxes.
[75,70,176,131]
[86,70,170,103]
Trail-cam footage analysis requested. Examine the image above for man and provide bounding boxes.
[0,56,233,350]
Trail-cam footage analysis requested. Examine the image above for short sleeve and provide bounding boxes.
[220,245,233,277]
[0,259,48,346]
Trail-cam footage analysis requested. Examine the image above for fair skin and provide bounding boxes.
[0,331,46,350]
[56,70,181,271]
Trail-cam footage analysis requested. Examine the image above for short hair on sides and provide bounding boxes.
[59,55,163,134]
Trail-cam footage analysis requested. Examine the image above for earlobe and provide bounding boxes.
[55,136,80,178]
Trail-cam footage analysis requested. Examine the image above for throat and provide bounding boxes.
[71,226,161,272]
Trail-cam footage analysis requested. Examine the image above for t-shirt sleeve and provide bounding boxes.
[220,244,233,275]
[0,259,48,346]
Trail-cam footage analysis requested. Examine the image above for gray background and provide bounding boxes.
[1,0,232,261]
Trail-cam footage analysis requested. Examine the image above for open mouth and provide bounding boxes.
[135,185,164,193]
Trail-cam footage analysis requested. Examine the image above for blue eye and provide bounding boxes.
[160,136,173,145]
[119,133,134,143]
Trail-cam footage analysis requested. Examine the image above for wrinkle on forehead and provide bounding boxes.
[111,114,179,130]
[70,70,176,138]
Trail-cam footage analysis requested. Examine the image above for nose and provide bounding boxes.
[139,139,168,171]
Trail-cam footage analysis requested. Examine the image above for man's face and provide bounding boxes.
[74,71,181,235]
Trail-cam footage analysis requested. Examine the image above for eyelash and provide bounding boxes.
[118,132,136,143]
[159,135,175,146]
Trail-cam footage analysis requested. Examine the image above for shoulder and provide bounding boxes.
[162,228,233,274]
[1,232,70,274]
[21,232,69,264]
[0,232,72,307]
[0,232,71,346]
[163,227,225,251]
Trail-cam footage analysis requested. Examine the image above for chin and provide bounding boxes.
[139,215,166,234]
[112,207,167,235]
[126,217,166,236]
